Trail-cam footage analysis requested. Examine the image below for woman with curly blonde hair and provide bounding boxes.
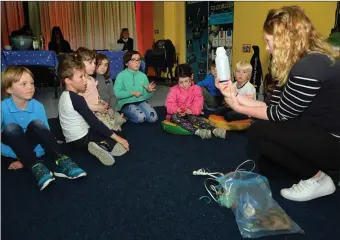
[216,5,340,202]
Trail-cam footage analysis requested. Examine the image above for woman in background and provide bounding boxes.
[117,28,134,51]
[48,26,72,55]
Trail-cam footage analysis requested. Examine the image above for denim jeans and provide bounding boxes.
[121,101,158,123]
[1,120,62,169]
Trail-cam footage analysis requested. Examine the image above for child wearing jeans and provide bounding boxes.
[58,55,130,166]
[165,64,226,139]
[1,66,86,191]
[114,50,158,124]
[215,60,256,121]
[196,60,224,110]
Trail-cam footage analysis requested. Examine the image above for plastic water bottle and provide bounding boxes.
[215,47,231,82]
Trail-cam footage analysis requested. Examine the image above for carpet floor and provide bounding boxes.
[2,107,340,240]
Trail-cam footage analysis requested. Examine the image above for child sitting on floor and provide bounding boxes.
[165,64,226,139]
[76,47,126,131]
[215,60,256,121]
[94,53,126,131]
[114,50,158,124]
[1,66,86,191]
[58,55,129,166]
[196,59,224,110]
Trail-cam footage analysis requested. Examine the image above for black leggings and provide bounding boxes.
[170,114,214,133]
[247,120,340,180]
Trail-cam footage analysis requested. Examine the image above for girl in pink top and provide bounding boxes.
[165,64,226,139]
[76,47,126,131]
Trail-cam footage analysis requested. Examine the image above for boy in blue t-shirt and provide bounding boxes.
[1,66,86,191]
[196,60,224,110]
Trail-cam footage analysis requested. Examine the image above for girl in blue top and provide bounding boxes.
[1,66,86,191]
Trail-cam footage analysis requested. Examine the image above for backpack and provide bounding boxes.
[250,45,263,94]
[145,39,176,78]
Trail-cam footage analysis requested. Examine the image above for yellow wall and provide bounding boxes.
[154,1,337,75]
[153,1,186,63]
[153,1,164,42]
[233,1,337,74]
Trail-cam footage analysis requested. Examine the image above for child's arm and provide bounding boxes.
[141,75,153,100]
[188,87,204,115]
[165,87,180,114]
[196,74,212,88]
[87,102,108,113]
[113,73,133,99]
[69,92,116,138]
[36,102,51,129]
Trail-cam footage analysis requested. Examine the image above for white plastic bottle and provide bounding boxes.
[215,47,231,82]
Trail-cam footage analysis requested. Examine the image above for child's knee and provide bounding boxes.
[134,112,147,123]
[3,123,22,134]
[147,111,158,123]
[170,113,181,123]
[28,120,48,130]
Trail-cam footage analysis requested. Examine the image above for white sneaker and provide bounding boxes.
[280,174,336,202]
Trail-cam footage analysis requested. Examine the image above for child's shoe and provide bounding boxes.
[111,143,128,157]
[88,141,115,166]
[54,155,87,179]
[32,163,55,191]
[195,129,212,139]
[212,128,227,139]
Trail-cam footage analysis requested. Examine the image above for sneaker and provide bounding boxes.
[194,129,212,139]
[212,128,227,139]
[88,142,115,166]
[280,173,336,202]
[32,163,55,191]
[111,143,128,157]
[54,155,87,179]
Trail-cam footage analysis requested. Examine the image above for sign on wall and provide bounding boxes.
[186,1,234,82]
[185,1,209,82]
[208,1,234,73]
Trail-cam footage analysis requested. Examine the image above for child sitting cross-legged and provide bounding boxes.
[114,50,158,124]
[76,48,126,131]
[58,55,129,166]
[165,64,227,139]
[1,66,86,191]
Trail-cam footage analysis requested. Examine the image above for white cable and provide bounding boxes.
[192,168,223,179]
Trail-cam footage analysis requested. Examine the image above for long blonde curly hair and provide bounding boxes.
[263,5,340,87]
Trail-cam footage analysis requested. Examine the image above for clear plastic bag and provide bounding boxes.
[193,161,305,238]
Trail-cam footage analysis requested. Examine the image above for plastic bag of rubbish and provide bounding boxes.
[193,160,305,238]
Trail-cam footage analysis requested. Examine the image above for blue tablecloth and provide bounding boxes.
[1,50,58,70]
[1,50,144,80]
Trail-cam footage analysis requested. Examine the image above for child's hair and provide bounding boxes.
[175,64,193,80]
[1,66,34,100]
[235,60,253,81]
[123,50,141,65]
[75,47,96,62]
[96,53,110,79]
[58,54,85,83]
[209,59,216,69]
[120,28,129,38]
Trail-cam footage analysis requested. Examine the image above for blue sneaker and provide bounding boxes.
[53,155,87,179]
[32,163,55,191]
